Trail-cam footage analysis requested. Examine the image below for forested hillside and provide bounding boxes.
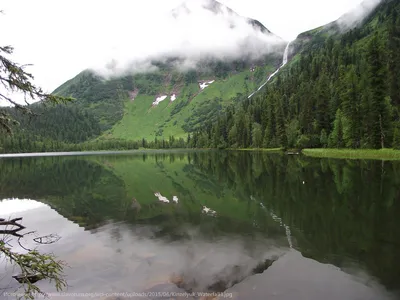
[189,0,400,150]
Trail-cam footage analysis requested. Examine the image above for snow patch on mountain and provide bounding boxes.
[202,205,217,216]
[199,80,215,90]
[155,192,170,203]
[152,95,168,106]
[154,192,179,204]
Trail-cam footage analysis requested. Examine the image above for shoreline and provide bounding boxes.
[302,148,400,160]
[2,147,400,160]
[0,148,208,158]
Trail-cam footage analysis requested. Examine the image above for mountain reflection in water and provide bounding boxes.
[0,151,399,299]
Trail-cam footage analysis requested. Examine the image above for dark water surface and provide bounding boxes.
[0,151,400,299]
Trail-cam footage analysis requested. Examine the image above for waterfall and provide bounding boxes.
[248,41,292,99]
[282,41,291,65]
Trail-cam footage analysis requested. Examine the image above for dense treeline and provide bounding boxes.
[5,105,102,143]
[189,0,400,150]
[52,70,131,131]
[0,133,188,153]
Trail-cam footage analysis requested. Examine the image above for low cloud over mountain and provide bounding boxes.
[90,0,285,77]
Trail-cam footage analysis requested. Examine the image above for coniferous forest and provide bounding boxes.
[190,0,400,150]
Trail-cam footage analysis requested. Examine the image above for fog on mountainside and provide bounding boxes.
[90,0,286,78]
[334,0,384,30]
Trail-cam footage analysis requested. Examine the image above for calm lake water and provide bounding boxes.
[1,151,400,300]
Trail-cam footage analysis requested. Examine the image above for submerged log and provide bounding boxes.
[12,273,43,284]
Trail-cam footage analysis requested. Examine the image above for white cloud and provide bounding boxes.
[89,0,286,78]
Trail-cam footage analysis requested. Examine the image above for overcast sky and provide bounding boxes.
[0,0,372,95]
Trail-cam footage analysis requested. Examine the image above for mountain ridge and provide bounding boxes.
[171,0,274,34]
[44,0,287,141]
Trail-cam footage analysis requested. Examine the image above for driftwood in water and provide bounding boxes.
[12,273,43,284]
[0,217,26,237]
[1,218,61,286]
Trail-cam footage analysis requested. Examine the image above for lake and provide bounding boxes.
[1,151,400,300]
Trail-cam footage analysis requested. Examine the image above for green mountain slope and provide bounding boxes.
[289,0,388,60]
[103,68,277,140]
[189,0,400,150]
[51,54,283,141]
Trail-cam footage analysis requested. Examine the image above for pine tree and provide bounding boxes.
[329,109,345,148]
[340,65,360,148]
[366,34,391,148]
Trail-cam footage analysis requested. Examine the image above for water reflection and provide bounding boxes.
[0,200,286,299]
[0,151,400,299]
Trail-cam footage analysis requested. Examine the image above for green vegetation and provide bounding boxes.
[302,148,400,160]
[52,71,132,131]
[101,68,272,140]
[4,105,102,144]
[0,134,190,153]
